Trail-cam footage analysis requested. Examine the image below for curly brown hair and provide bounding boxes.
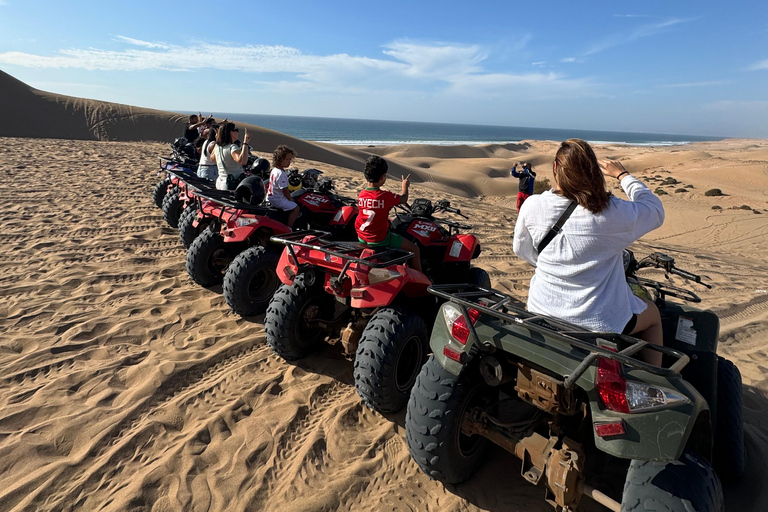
[272,145,297,168]
[554,139,611,214]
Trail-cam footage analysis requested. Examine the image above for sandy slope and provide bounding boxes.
[0,136,767,512]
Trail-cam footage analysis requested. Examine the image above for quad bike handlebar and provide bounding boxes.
[396,198,473,232]
[627,251,711,304]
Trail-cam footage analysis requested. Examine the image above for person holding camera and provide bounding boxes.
[510,161,537,211]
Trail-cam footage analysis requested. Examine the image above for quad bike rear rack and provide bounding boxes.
[271,230,414,270]
[159,156,196,172]
[428,284,690,387]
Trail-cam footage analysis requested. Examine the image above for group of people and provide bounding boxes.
[182,116,667,364]
[183,115,300,227]
[363,139,666,365]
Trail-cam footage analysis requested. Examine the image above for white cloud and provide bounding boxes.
[748,59,768,71]
[584,18,693,56]
[114,36,171,49]
[0,0,9,6]
[560,57,577,63]
[0,36,594,98]
[613,14,650,18]
[531,61,546,67]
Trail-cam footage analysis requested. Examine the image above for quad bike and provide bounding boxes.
[404,251,743,512]
[152,138,199,208]
[175,157,271,240]
[185,171,359,317]
[264,198,490,414]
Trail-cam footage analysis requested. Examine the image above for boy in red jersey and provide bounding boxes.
[355,156,422,272]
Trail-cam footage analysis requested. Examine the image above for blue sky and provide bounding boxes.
[1,0,767,138]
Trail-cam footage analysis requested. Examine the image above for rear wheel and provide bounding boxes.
[153,177,171,208]
[223,246,281,316]
[162,190,185,228]
[713,356,745,481]
[354,307,428,413]
[265,275,331,360]
[186,229,241,287]
[405,355,490,483]
[621,450,723,512]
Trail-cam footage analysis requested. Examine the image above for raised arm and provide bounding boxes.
[400,174,410,204]
[232,129,251,165]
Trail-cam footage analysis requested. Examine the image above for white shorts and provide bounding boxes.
[269,195,298,211]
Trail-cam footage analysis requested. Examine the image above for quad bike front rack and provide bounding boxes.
[428,284,690,387]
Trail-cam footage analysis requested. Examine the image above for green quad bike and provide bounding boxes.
[405,251,744,512]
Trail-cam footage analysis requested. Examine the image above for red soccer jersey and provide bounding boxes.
[355,188,402,243]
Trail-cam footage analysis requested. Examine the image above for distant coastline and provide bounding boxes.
[201,112,724,147]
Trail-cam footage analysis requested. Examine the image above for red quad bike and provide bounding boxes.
[153,138,199,209]
[264,198,490,414]
[185,171,359,317]
[160,166,216,229]
[177,157,272,248]
[223,174,360,316]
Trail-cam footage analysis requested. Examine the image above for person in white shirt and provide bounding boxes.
[513,138,665,366]
[196,127,218,181]
[266,145,300,227]
[209,122,249,190]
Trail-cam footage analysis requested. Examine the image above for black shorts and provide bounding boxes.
[621,314,638,335]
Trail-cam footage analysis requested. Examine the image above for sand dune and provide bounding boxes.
[2,70,768,511]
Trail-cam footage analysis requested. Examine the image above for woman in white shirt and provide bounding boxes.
[196,127,218,181]
[513,139,665,365]
[210,122,250,190]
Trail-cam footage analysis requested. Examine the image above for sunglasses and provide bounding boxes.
[232,128,239,132]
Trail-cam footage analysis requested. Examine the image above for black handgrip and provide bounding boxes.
[671,268,712,289]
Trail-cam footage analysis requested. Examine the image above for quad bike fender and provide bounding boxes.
[222,217,290,243]
[276,246,298,286]
[345,266,431,308]
[442,234,480,263]
[330,205,358,227]
[588,375,709,462]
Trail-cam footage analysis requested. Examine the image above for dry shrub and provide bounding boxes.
[533,177,551,194]
[705,188,723,196]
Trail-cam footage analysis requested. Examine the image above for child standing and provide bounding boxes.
[355,156,422,272]
[267,145,300,228]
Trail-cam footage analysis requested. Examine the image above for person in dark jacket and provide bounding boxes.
[510,161,537,210]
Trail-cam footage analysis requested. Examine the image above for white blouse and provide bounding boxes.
[512,175,665,333]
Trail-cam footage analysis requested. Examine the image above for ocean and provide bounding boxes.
[211,113,723,147]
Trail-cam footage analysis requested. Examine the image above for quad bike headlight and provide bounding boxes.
[234,217,257,228]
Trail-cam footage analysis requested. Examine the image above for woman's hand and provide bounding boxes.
[243,128,252,145]
[599,159,627,179]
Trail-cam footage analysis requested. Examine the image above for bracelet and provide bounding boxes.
[616,171,629,180]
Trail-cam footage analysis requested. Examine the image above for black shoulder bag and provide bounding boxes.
[535,201,577,254]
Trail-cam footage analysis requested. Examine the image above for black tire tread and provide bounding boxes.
[405,355,488,484]
[621,450,724,512]
[178,204,200,248]
[264,276,325,360]
[467,266,491,288]
[223,245,281,316]
[153,177,172,208]
[162,190,184,228]
[713,356,746,481]
[354,307,428,413]
[186,229,227,287]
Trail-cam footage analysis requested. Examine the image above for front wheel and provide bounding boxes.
[354,307,428,413]
[621,450,724,512]
[186,229,241,287]
[223,246,281,316]
[713,356,745,481]
[265,275,332,360]
[467,267,491,288]
[405,355,490,483]
[153,177,172,208]
[178,204,206,249]
[162,190,185,228]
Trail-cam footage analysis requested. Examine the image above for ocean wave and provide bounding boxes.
[314,139,698,147]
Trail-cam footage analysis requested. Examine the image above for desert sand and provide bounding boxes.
[1,71,768,511]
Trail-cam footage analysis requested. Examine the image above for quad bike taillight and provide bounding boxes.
[443,304,481,345]
[595,357,689,414]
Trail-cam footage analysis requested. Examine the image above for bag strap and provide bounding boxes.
[536,201,577,254]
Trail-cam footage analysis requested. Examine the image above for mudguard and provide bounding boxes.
[442,234,480,263]
[221,214,291,243]
[330,205,357,227]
